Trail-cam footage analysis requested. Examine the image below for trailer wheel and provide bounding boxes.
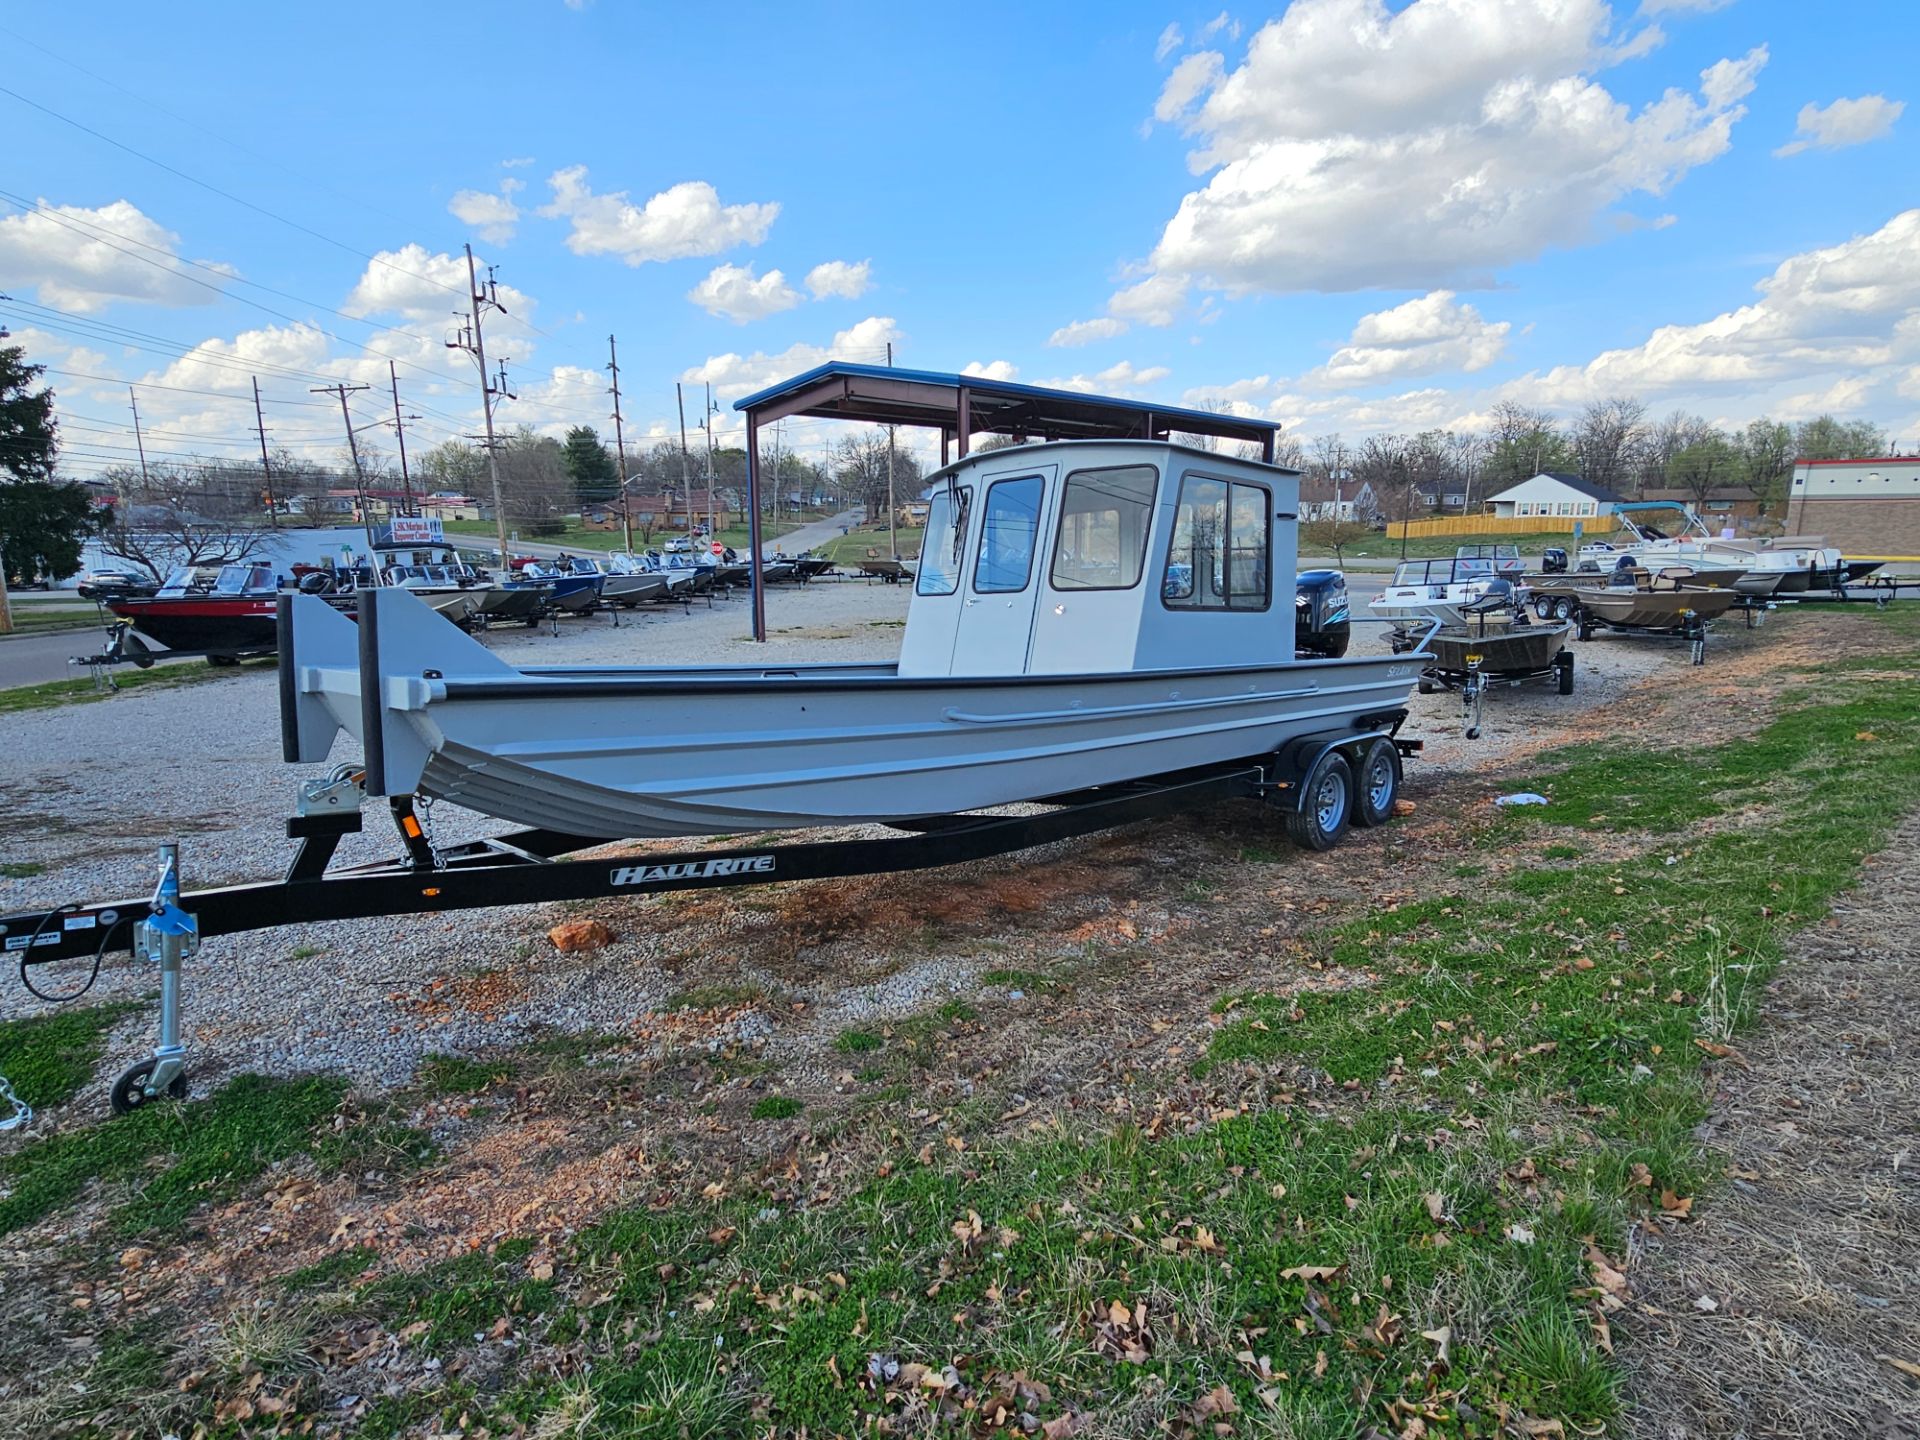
[1353,738,1401,828]
[110,1059,188,1115]
[1417,676,1436,695]
[1556,651,1575,695]
[1575,606,1594,642]
[1286,750,1352,851]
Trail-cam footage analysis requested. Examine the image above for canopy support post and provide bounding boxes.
[746,412,766,641]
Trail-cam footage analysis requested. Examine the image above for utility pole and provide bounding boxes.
[675,383,693,546]
[885,341,897,559]
[607,335,632,551]
[251,376,279,529]
[388,361,415,517]
[447,242,512,566]
[314,382,375,557]
[128,385,151,486]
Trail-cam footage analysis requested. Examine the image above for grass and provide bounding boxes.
[2,604,106,633]
[0,1003,137,1110]
[749,1095,803,1120]
[0,1074,349,1237]
[820,525,925,565]
[1,859,47,878]
[833,1027,883,1054]
[420,1053,509,1094]
[0,659,262,715]
[666,982,766,1011]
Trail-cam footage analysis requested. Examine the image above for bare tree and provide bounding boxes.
[1735,418,1793,511]
[1573,397,1647,495]
[96,464,271,581]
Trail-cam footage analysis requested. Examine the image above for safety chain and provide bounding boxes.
[0,1073,33,1133]
[416,794,444,869]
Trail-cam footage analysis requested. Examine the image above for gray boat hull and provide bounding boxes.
[285,589,1426,839]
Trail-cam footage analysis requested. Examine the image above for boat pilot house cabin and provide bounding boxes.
[898,442,1299,677]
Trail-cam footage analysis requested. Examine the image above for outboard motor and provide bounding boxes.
[1541,547,1568,574]
[1294,569,1350,658]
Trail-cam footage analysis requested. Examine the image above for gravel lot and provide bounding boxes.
[0,573,1728,1096]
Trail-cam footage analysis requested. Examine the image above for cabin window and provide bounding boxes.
[915,484,973,596]
[1162,476,1272,611]
[1049,465,1157,591]
[974,475,1045,594]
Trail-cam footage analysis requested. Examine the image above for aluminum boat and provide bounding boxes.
[1369,557,1526,627]
[283,439,1428,838]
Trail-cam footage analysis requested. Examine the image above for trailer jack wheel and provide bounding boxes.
[110,1058,189,1114]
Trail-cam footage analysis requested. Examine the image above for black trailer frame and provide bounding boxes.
[2,718,1418,1114]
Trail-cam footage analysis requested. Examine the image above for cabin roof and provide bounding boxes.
[918,437,1301,490]
[732,362,1281,454]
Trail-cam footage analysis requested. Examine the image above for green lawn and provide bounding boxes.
[0,658,262,714]
[2,604,108,634]
[821,524,925,565]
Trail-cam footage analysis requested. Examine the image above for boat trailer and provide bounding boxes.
[1,718,1419,1119]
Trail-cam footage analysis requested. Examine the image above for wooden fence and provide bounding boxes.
[1386,514,1603,539]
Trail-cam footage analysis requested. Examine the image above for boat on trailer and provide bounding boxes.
[6,368,1447,1115]
[285,432,1428,841]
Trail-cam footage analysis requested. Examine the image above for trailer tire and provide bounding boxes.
[1575,606,1594,642]
[1417,676,1436,695]
[1353,738,1401,828]
[1286,750,1352,851]
[1556,652,1575,695]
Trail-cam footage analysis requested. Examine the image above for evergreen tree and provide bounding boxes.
[0,345,99,584]
[562,425,619,505]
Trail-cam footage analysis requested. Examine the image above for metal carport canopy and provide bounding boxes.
[730,362,1285,639]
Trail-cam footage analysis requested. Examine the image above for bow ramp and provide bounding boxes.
[282,587,517,797]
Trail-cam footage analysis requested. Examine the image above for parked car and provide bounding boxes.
[76,569,159,601]
[663,536,692,553]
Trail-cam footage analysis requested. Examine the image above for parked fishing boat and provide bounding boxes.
[521,557,602,613]
[108,562,281,658]
[1369,556,1524,627]
[284,434,1429,840]
[603,553,673,603]
[1390,585,1575,737]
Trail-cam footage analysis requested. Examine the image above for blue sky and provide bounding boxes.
[2,0,1914,481]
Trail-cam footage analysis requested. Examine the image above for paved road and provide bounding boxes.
[0,625,204,689]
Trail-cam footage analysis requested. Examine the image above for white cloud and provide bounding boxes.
[1109,273,1190,327]
[687,263,801,323]
[1154,22,1184,62]
[342,243,535,327]
[0,199,230,312]
[1154,51,1226,124]
[805,259,872,300]
[962,360,1019,382]
[1317,290,1511,386]
[1130,0,1764,302]
[448,179,523,244]
[681,316,904,399]
[1037,360,1172,395]
[501,156,535,168]
[1199,11,1241,41]
[1775,94,1906,157]
[538,168,779,265]
[1499,209,1920,411]
[1639,0,1732,12]
[1048,317,1129,347]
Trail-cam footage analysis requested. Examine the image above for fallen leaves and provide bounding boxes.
[1090,1298,1156,1364]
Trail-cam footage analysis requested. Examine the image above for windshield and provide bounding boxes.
[915,485,972,596]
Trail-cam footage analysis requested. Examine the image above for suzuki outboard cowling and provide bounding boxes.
[1295,569,1351,658]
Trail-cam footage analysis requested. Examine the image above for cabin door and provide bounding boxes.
[949,466,1056,676]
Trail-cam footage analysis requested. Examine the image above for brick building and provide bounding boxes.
[1786,456,1920,556]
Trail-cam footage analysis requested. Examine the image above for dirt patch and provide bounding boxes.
[1623,811,1920,1439]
